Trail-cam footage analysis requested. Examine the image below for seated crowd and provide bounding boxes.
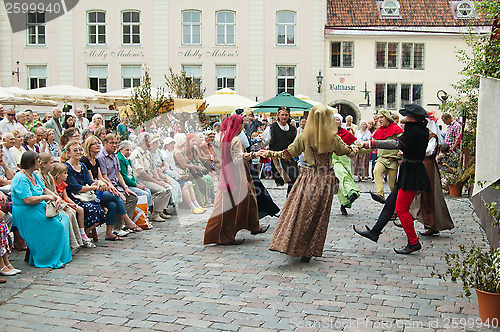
[0,105,220,282]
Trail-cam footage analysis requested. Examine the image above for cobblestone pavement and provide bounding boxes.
[0,180,496,331]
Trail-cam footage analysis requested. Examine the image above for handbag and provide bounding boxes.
[46,200,58,218]
[73,190,97,202]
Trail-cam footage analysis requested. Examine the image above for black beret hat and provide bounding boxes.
[399,104,428,118]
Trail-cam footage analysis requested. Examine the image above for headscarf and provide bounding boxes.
[219,114,244,191]
[427,112,444,145]
[301,104,338,154]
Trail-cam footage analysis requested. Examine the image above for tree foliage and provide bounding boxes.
[441,0,500,158]
[129,69,168,128]
[164,67,207,127]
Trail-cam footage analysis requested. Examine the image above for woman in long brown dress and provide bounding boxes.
[411,120,454,235]
[204,114,268,245]
[266,105,358,262]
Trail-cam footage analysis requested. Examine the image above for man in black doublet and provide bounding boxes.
[264,107,299,194]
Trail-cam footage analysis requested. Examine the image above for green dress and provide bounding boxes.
[332,153,359,208]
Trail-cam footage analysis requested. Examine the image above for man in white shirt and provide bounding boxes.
[1,132,17,171]
[74,108,90,132]
[0,109,19,134]
[44,107,63,143]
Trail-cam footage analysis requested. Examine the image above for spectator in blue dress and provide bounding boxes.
[11,151,72,268]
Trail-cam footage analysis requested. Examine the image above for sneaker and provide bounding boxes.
[113,229,129,237]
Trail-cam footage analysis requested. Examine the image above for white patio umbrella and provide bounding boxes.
[14,85,101,103]
[205,88,256,114]
[0,87,57,107]
[98,87,165,105]
[294,94,322,106]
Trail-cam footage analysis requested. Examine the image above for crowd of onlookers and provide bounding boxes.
[0,103,228,282]
[0,103,462,283]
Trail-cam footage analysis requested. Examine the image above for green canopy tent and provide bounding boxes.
[252,92,313,114]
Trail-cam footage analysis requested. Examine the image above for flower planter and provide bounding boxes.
[475,288,500,324]
[449,183,462,197]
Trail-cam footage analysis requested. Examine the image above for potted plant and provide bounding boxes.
[433,184,500,324]
[439,151,474,197]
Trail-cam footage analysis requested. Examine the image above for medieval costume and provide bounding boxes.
[204,115,268,245]
[266,105,358,261]
[332,113,360,215]
[354,104,431,254]
[262,111,300,195]
[371,109,404,201]
[410,116,454,235]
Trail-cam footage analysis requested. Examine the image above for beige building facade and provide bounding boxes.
[0,0,490,122]
[0,0,325,105]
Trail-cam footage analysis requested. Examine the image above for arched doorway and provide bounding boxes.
[329,100,361,124]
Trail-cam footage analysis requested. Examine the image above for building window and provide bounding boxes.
[375,83,398,110]
[88,11,106,45]
[182,65,202,88]
[276,11,296,46]
[182,10,201,45]
[376,42,398,68]
[402,43,424,69]
[277,66,296,95]
[381,0,400,16]
[122,65,141,88]
[216,11,235,46]
[401,84,423,106]
[122,11,140,45]
[216,65,235,90]
[331,42,354,68]
[28,65,47,89]
[457,0,475,18]
[88,66,108,93]
[27,12,45,45]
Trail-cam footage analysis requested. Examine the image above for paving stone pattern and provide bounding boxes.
[0,180,496,331]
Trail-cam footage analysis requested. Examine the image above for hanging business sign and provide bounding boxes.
[329,75,356,94]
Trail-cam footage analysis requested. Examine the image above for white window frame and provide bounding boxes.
[375,83,398,110]
[276,11,296,46]
[215,10,236,46]
[87,10,106,45]
[381,0,400,16]
[376,42,399,69]
[182,10,202,46]
[122,10,141,45]
[216,65,236,90]
[277,65,296,95]
[88,65,108,93]
[401,43,425,70]
[27,12,46,45]
[330,41,354,68]
[456,1,475,18]
[121,65,142,89]
[27,65,47,89]
[182,65,203,88]
[400,83,423,107]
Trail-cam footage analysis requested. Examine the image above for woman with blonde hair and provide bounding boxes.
[10,129,25,166]
[265,104,359,262]
[37,153,94,248]
[46,128,61,161]
[88,114,104,131]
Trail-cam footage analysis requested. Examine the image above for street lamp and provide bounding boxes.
[12,61,20,83]
[316,71,323,93]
